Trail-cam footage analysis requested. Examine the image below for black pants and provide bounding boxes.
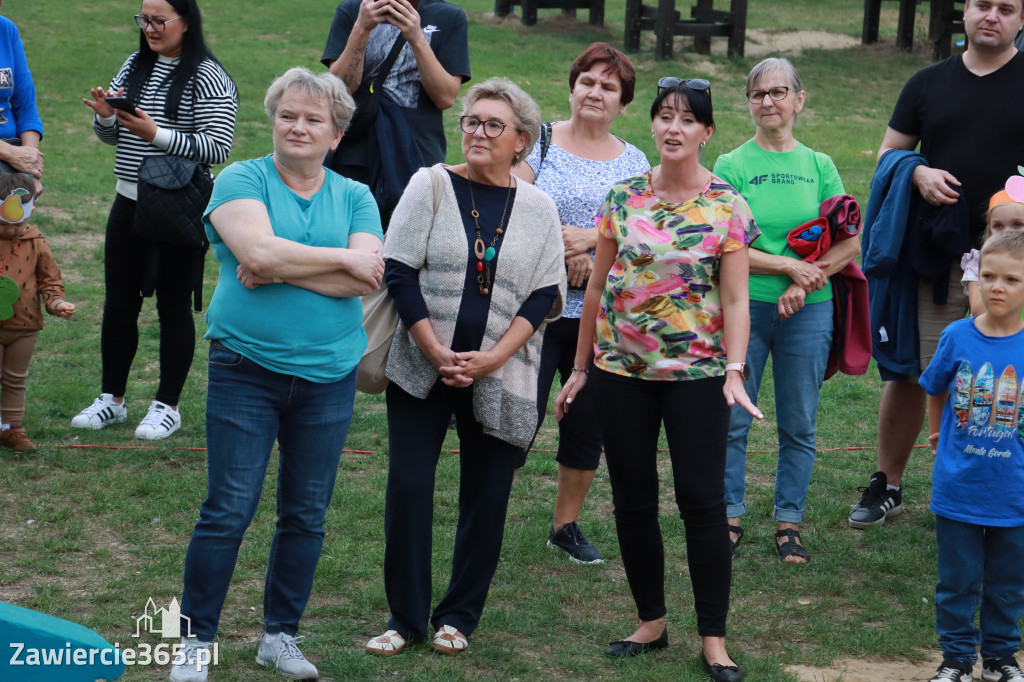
[534,317,603,470]
[383,379,524,642]
[101,194,196,405]
[592,368,732,636]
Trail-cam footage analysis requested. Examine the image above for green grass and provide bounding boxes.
[0,1,946,680]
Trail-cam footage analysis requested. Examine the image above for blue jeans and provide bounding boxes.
[935,514,1024,663]
[724,300,832,522]
[180,341,356,640]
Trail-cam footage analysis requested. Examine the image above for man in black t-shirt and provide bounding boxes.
[323,0,470,173]
[849,0,1024,530]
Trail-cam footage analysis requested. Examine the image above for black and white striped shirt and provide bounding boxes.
[93,52,237,198]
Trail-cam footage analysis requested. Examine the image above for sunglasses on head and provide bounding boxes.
[657,77,711,97]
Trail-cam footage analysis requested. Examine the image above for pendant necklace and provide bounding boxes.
[468,173,514,296]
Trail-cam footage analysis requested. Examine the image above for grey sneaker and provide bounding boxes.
[256,632,318,680]
[931,660,974,682]
[168,637,212,682]
[849,471,903,528]
[71,393,127,430]
[548,522,604,564]
[983,657,1024,682]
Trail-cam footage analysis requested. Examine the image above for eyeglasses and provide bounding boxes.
[134,14,184,32]
[746,87,790,104]
[459,116,512,138]
[657,77,712,97]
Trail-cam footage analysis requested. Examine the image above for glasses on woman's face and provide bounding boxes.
[134,14,184,32]
[746,86,790,104]
[657,77,711,98]
[459,115,511,138]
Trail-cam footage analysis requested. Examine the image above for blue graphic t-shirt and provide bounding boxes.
[920,318,1024,526]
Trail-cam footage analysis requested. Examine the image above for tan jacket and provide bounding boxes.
[0,224,66,331]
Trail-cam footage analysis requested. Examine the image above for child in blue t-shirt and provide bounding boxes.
[920,230,1024,682]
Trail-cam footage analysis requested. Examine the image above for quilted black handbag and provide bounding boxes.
[134,136,213,248]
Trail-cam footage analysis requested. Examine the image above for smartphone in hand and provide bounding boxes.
[105,97,135,113]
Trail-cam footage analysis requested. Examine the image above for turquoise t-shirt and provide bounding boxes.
[713,140,844,304]
[203,155,384,383]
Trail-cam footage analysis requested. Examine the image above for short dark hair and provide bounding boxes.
[568,42,636,107]
[650,83,714,127]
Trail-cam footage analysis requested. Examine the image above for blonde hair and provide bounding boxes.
[980,230,1024,266]
[460,77,541,166]
[264,67,355,134]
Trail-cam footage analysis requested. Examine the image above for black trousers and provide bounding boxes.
[101,194,196,405]
[592,368,732,636]
[534,317,603,470]
[383,379,524,642]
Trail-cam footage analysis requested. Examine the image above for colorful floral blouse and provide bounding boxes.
[593,172,759,381]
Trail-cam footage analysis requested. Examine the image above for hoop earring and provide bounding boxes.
[699,141,706,149]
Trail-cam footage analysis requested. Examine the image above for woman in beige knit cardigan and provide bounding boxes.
[364,77,565,657]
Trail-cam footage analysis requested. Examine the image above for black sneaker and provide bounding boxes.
[983,656,1024,682]
[547,522,604,564]
[849,470,903,529]
[930,660,974,682]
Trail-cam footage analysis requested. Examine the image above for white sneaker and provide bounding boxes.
[135,401,182,440]
[71,393,127,429]
[169,637,212,682]
[256,632,319,680]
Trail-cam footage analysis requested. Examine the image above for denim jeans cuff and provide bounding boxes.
[773,508,806,523]
[725,503,746,519]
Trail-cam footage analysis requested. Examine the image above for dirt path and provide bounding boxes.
[787,652,952,682]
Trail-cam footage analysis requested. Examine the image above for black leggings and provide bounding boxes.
[592,368,732,637]
[101,193,196,405]
[534,317,603,470]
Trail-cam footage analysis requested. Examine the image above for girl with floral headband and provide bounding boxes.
[0,173,74,450]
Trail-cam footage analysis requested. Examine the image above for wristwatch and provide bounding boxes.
[725,362,749,380]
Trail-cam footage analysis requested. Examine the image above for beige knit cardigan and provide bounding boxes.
[383,164,566,450]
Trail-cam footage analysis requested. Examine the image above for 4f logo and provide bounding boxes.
[749,175,768,185]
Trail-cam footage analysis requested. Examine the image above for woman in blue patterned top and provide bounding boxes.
[516,42,648,565]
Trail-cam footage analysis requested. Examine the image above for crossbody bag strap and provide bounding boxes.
[537,122,553,175]
[427,164,445,214]
[373,34,408,92]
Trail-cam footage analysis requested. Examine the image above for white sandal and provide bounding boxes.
[365,629,406,656]
[430,625,467,654]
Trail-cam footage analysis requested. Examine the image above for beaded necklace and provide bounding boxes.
[467,173,514,296]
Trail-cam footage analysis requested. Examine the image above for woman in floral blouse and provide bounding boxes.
[556,78,760,681]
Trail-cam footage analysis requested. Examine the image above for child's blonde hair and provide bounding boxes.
[980,230,1024,266]
[0,172,36,199]
[985,189,1024,241]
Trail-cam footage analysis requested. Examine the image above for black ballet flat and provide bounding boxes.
[604,628,668,657]
[702,651,745,681]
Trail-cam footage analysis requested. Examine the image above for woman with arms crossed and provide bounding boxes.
[169,67,383,682]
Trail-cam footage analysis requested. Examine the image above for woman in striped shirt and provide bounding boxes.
[77,0,237,440]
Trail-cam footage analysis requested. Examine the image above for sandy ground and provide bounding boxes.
[711,28,860,57]
[786,652,950,682]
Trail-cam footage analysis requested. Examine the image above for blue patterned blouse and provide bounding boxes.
[524,131,649,318]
